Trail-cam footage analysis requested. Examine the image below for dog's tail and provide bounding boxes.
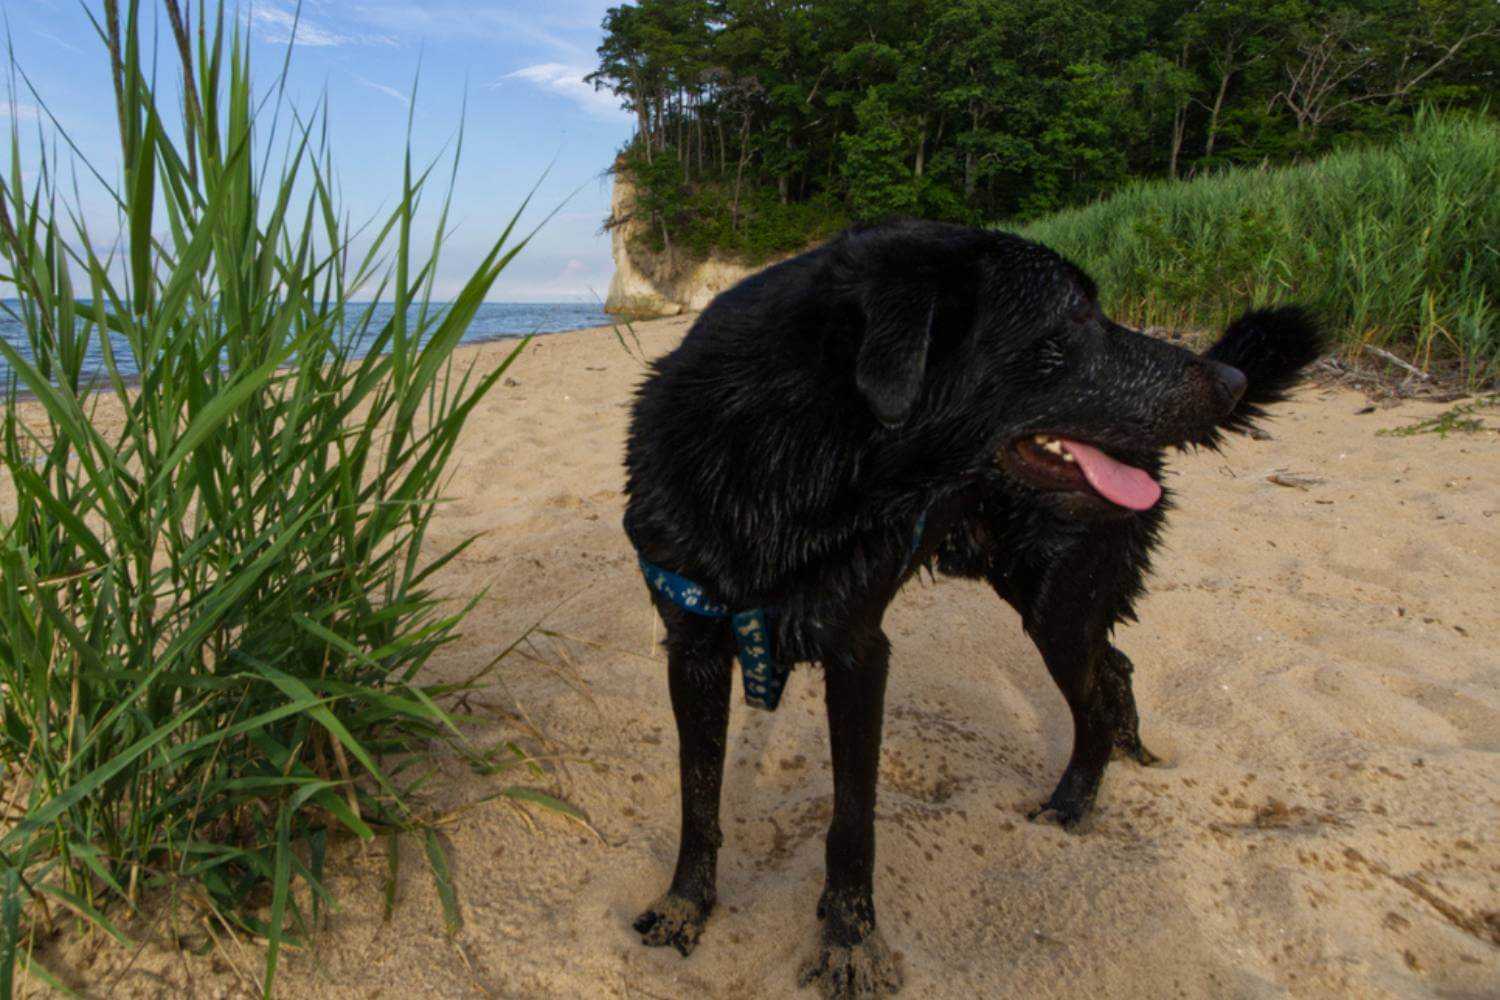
[1203,306,1324,435]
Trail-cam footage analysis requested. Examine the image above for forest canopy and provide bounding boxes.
[587,0,1498,263]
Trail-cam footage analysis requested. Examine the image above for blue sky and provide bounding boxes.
[4,1,635,301]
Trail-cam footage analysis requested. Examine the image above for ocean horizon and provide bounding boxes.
[0,300,614,387]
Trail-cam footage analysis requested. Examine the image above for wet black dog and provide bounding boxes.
[623,219,1320,997]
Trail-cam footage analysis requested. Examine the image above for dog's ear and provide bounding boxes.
[855,285,936,428]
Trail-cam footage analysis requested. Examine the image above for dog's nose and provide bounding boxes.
[1205,360,1247,410]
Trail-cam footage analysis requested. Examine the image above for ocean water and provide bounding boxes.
[0,300,612,387]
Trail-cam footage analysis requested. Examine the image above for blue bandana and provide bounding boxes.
[638,557,787,710]
[638,508,930,712]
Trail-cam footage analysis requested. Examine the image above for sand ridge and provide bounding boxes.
[23,315,1500,998]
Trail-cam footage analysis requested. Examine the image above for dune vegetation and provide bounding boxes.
[1021,110,1498,381]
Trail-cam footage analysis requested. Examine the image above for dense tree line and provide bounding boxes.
[588,0,1497,261]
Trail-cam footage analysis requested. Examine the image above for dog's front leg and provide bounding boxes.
[987,565,1160,773]
[634,614,733,957]
[1099,646,1161,767]
[1022,614,1117,830]
[1009,531,1171,829]
[800,630,904,999]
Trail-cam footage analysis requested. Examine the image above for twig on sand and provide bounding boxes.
[1314,356,1473,402]
[1362,344,1433,382]
[1267,471,1326,490]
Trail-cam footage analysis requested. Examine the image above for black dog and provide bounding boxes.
[623,219,1320,997]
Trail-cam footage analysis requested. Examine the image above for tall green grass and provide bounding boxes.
[1021,109,1499,381]
[0,2,546,994]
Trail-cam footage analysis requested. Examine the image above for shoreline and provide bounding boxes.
[8,305,1489,408]
[0,316,631,404]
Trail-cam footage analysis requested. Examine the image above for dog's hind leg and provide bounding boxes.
[1099,646,1162,767]
[800,628,905,999]
[634,609,734,957]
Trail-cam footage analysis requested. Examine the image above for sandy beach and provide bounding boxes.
[28,314,1500,998]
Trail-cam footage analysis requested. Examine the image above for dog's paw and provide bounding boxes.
[1028,781,1099,832]
[633,892,713,957]
[1111,738,1164,768]
[799,925,904,999]
[1029,763,1106,831]
[1027,798,1092,831]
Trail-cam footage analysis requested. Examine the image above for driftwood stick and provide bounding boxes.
[1362,344,1432,382]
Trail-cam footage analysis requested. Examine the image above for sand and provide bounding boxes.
[20,315,1500,998]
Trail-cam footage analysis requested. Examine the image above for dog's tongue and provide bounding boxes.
[1059,439,1162,511]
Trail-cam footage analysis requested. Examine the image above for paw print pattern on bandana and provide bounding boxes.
[732,609,788,711]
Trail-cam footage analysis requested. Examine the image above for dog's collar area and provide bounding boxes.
[637,506,932,712]
[638,557,788,710]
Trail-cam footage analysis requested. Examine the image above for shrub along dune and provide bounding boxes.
[1021,111,1499,383]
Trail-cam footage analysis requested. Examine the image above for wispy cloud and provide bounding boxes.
[496,64,625,120]
[36,29,83,54]
[341,3,603,58]
[251,5,397,48]
[355,76,410,106]
[490,253,613,301]
[0,103,41,123]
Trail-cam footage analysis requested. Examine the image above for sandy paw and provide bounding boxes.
[799,926,904,999]
[1027,792,1095,832]
[1112,739,1165,767]
[633,893,712,957]
[1028,764,1104,832]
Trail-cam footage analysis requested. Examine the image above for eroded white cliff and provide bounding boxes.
[603,172,765,318]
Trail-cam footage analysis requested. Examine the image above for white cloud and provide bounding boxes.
[251,6,397,48]
[1,103,41,123]
[36,30,83,54]
[341,3,603,58]
[496,64,626,120]
[485,249,615,302]
[355,76,410,106]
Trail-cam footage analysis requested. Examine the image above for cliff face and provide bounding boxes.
[603,172,765,318]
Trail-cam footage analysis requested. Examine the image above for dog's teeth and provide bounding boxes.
[1061,453,1075,463]
[1041,440,1065,455]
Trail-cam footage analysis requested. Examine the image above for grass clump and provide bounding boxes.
[1020,109,1500,382]
[1377,394,1500,437]
[1,1,544,993]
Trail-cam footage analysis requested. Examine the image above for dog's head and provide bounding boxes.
[836,221,1323,519]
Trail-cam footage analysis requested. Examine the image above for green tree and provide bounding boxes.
[840,89,922,220]
[587,0,1499,258]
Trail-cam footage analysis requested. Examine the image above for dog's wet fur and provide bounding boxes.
[623,219,1321,997]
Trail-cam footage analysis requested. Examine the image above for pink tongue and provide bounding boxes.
[1059,439,1162,511]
